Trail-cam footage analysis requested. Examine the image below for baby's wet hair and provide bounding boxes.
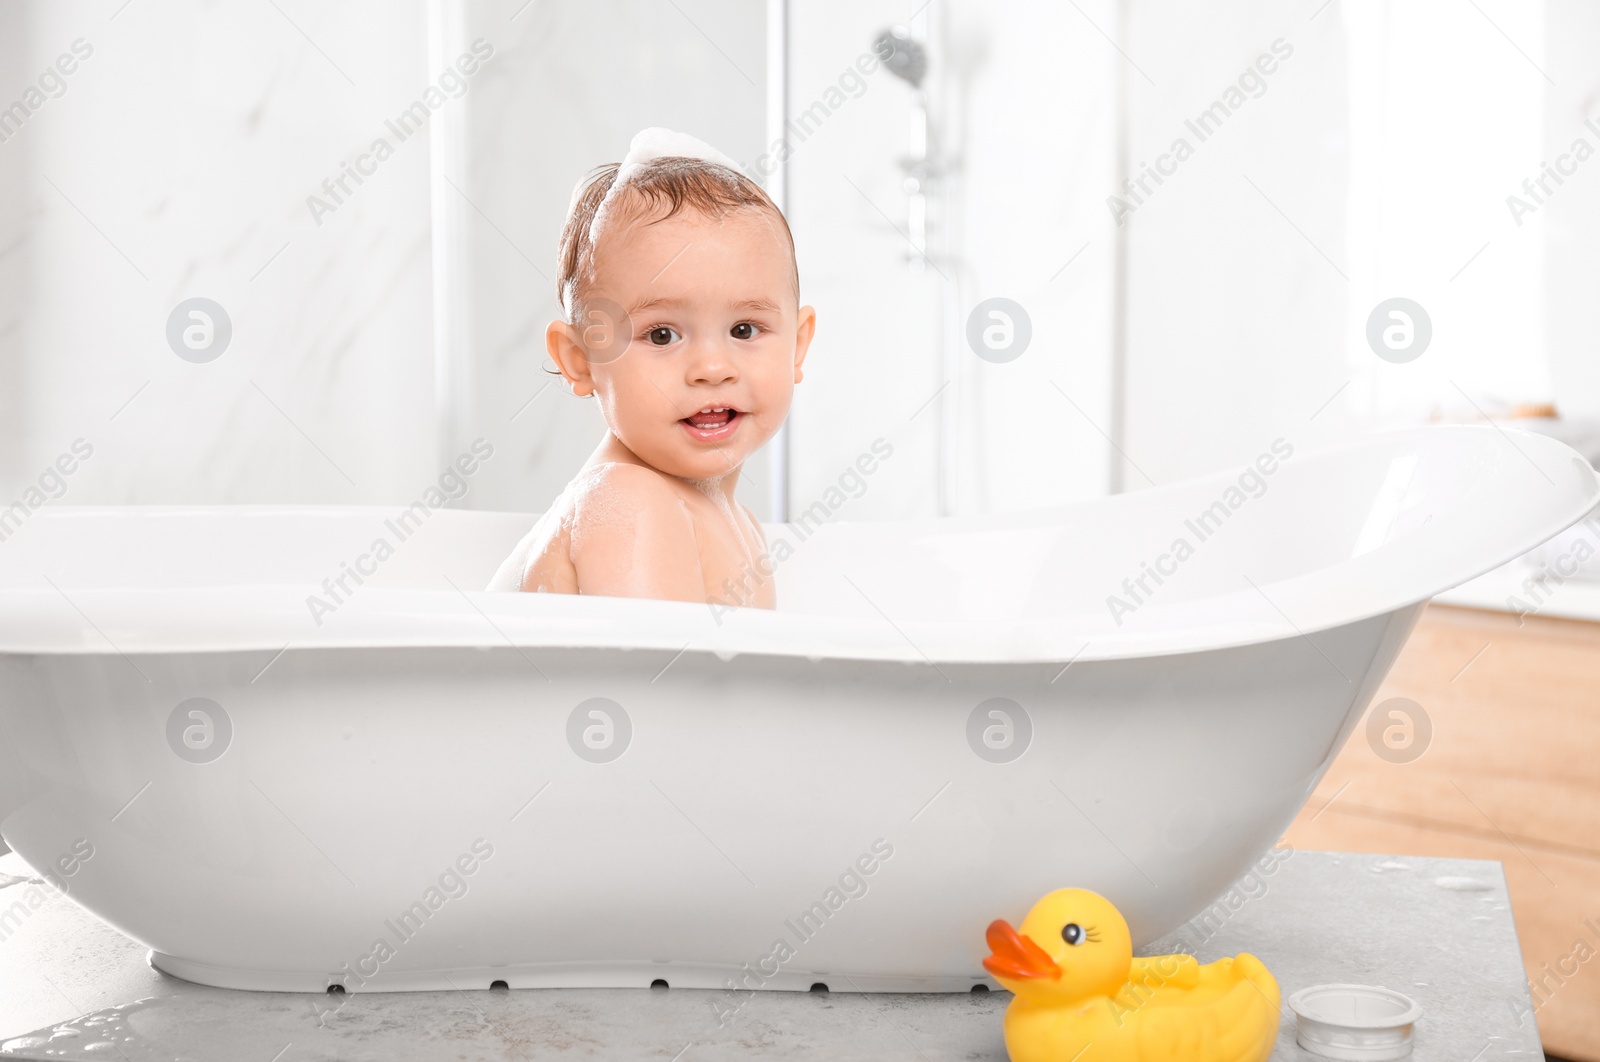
[555,156,799,328]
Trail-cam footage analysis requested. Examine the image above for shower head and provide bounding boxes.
[873,26,927,88]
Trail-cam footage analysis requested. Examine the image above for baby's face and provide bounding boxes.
[553,204,814,482]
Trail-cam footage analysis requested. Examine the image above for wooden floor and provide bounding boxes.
[1283,604,1600,1060]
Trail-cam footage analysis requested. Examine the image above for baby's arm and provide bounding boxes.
[486,519,544,591]
[570,463,707,603]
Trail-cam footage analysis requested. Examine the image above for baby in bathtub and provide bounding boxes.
[486,129,816,609]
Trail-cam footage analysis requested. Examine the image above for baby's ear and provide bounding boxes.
[547,319,595,396]
[792,304,817,384]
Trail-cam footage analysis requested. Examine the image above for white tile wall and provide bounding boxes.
[1544,0,1600,421]
[0,1,438,507]
[1121,1,1352,486]
[782,0,1119,520]
[4,0,1595,526]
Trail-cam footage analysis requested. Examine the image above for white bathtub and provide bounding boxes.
[0,426,1593,996]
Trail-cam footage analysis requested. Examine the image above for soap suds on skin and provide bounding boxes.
[485,466,609,592]
[689,473,756,571]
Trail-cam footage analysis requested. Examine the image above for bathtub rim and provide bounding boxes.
[0,426,1595,664]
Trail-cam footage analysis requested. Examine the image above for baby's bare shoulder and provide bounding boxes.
[569,463,696,542]
[567,463,705,601]
[573,462,685,512]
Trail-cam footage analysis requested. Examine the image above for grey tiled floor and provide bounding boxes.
[0,848,1545,1061]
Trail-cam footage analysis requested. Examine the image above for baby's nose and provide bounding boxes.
[686,341,738,384]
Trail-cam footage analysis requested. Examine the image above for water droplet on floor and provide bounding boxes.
[0,1039,47,1054]
[2,998,160,1059]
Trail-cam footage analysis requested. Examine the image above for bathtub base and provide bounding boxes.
[147,951,997,995]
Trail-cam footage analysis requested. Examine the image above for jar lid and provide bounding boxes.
[1288,983,1423,1061]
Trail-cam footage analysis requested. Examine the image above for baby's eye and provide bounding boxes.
[645,326,680,346]
[731,322,761,341]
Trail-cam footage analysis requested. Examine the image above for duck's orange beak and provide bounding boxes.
[982,919,1060,981]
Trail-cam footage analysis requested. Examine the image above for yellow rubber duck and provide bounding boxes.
[982,888,1280,1062]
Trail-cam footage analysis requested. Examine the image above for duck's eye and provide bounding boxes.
[1061,923,1085,946]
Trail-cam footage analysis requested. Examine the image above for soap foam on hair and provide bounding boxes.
[614,127,740,185]
[585,127,743,271]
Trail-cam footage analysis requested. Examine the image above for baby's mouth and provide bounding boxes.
[680,405,744,442]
